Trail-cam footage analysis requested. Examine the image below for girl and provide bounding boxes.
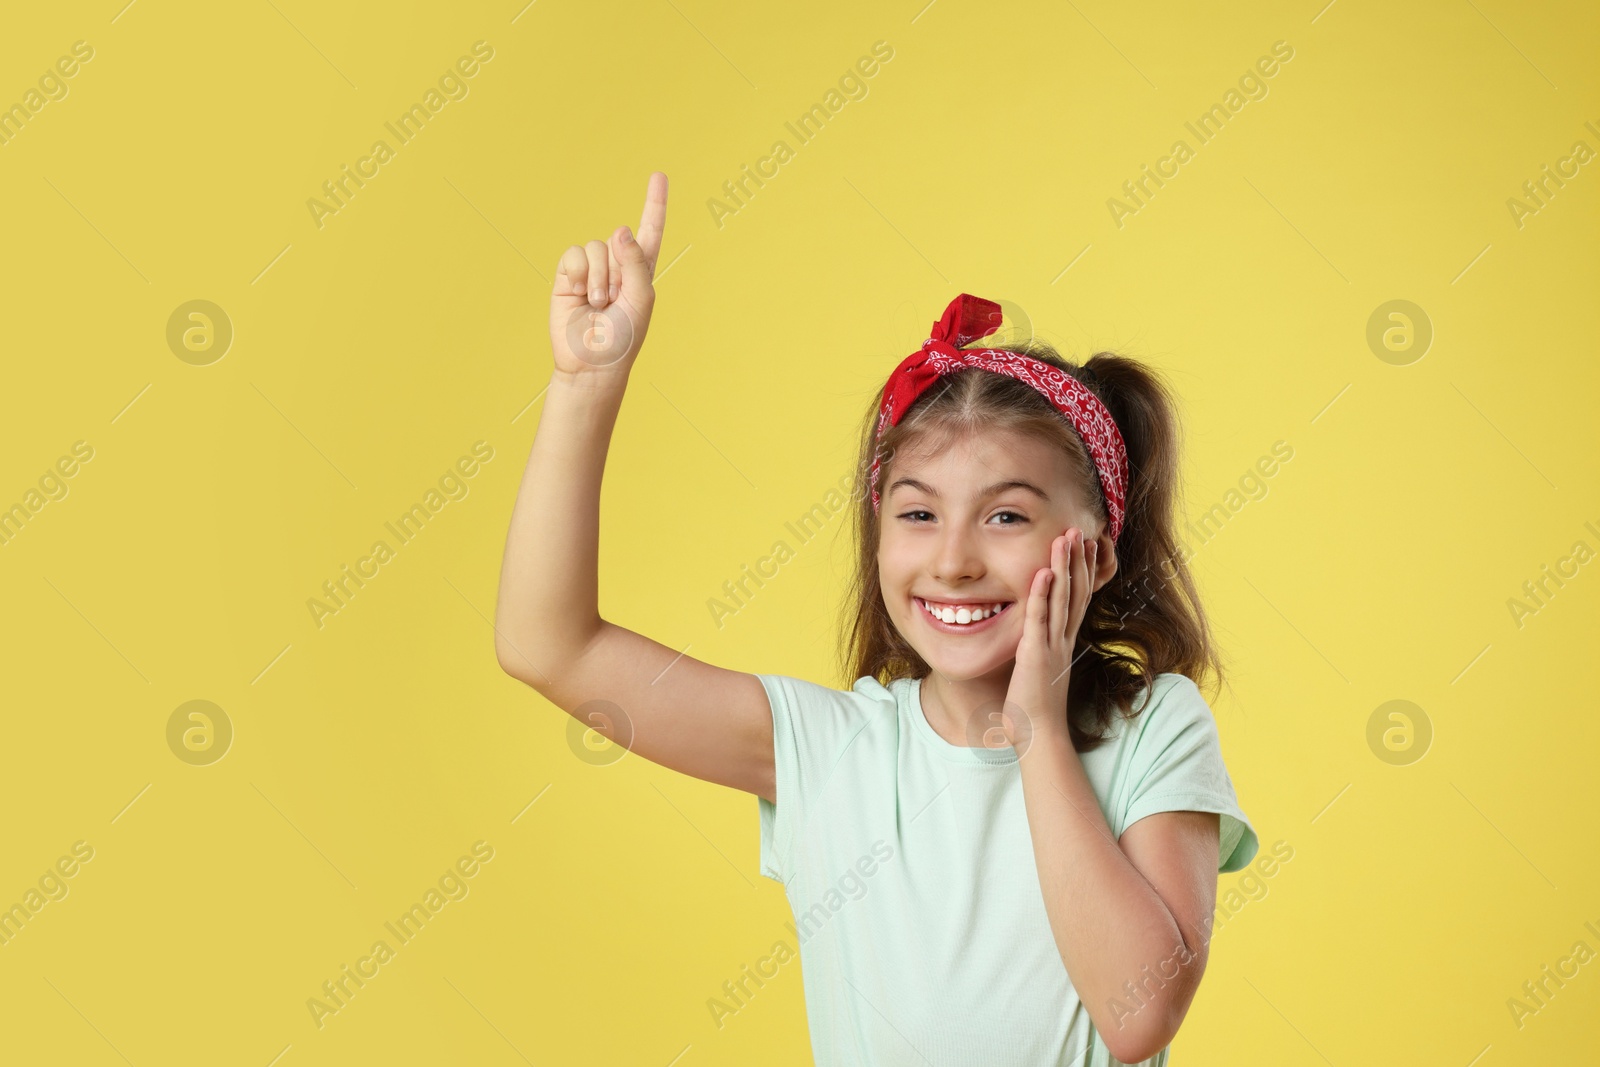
[496,172,1258,1066]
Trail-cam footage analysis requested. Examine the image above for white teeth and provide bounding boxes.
[919,599,1009,626]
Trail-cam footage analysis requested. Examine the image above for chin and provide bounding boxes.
[907,635,1017,682]
[932,657,1016,684]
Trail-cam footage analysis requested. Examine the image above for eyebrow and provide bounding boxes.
[887,477,1051,503]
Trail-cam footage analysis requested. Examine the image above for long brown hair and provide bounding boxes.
[836,337,1223,752]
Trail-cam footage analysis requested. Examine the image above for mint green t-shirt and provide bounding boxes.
[757,671,1257,1067]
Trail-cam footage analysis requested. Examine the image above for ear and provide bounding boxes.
[1091,534,1117,594]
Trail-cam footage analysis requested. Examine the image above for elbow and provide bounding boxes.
[495,630,544,688]
[1100,991,1190,1062]
[1100,995,1185,1064]
[1105,1029,1170,1065]
[496,622,597,691]
[493,631,518,677]
[1099,940,1205,1062]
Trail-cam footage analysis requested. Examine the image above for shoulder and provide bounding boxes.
[1132,672,1211,722]
[756,672,898,716]
[756,672,899,746]
[1141,670,1206,707]
[758,673,900,812]
[1119,672,1219,751]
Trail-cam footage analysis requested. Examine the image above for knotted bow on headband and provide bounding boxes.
[868,294,1130,541]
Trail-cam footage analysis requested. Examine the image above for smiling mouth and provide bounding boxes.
[914,597,1015,630]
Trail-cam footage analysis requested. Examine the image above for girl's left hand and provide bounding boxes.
[1001,527,1097,754]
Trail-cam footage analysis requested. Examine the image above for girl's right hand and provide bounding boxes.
[549,171,668,377]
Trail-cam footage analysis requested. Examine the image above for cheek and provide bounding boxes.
[876,542,911,583]
[875,562,905,605]
[1002,544,1046,582]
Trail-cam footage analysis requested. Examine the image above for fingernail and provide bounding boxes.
[620,226,634,243]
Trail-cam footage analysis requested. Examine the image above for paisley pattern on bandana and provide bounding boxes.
[868,294,1130,541]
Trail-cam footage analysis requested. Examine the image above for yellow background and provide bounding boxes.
[2,0,1597,1063]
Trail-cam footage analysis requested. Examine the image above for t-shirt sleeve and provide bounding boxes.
[1117,674,1259,873]
[756,673,875,885]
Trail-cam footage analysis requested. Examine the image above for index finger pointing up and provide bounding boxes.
[635,171,668,273]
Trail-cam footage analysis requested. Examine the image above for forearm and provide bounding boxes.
[1017,732,1197,1059]
[493,367,628,686]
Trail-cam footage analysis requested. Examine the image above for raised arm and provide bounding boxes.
[493,172,775,804]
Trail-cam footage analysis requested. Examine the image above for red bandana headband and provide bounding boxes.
[868,293,1130,542]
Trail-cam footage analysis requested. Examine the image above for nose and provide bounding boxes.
[930,521,985,585]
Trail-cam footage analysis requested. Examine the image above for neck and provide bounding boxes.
[919,665,1015,748]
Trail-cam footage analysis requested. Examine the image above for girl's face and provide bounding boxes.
[877,428,1111,683]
